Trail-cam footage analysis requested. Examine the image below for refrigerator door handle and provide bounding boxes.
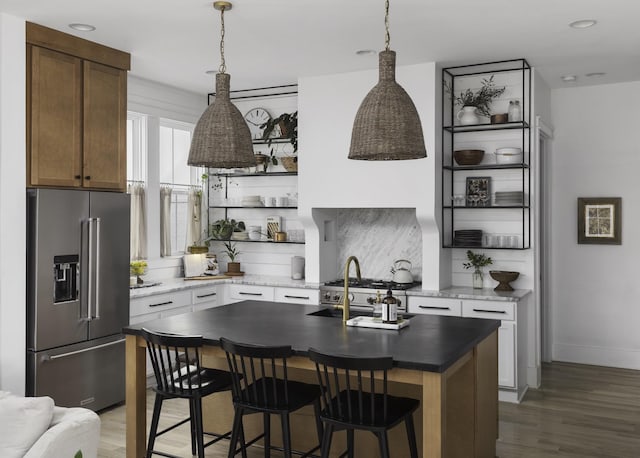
[94,217,101,320]
[42,338,125,361]
[86,218,94,322]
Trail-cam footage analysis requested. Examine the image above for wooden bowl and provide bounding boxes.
[490,113,508,124]
[489,270,520,292]
[453,149,484,166]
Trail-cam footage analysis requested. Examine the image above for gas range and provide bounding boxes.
[320,278,421,311]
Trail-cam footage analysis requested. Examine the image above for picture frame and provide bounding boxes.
[577,197,621,245]
[465,176,491,207]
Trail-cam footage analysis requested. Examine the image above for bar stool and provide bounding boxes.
[308,348,419,458]
[220,337,323,458]
[141,328,242,458]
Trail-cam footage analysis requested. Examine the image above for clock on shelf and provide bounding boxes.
[244,107,271,140]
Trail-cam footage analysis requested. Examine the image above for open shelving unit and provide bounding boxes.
[441,59,532,250]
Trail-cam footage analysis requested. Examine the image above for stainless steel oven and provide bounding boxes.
[319,279,420,313]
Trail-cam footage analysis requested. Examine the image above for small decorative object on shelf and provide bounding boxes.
[466,176,491,207]
[508,100,522,122]
[463,250,493,289]
[489,270,519,291]
[130,260,148,285]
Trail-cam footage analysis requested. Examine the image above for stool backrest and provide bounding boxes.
[141,328,205,395]
[220,337,293,409]
[308,348,393,426]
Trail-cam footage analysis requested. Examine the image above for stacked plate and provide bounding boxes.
[453,229,483,247]
[494,191,524,206]
[241,195,263,207]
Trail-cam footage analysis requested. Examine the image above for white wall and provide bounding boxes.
[0,13,26,394]
[298,62,443,287]
[550,81,640,369]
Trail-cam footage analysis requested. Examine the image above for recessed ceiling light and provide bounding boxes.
[355,49,377,56]
[68,23,96,32]
[585,72,606,78]
[561,75,577,82]
[569,19,597,29]
[205,70,216,75]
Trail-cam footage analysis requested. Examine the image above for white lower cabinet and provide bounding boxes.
[227,284,275,302]
[274,287,319,305]
[408,295,526,402]
[191,285,219,312]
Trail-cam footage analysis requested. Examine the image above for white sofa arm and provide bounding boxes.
[24,407,101,458]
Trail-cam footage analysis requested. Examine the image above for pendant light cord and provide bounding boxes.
[218,5,227,73]
[384,0,390,51]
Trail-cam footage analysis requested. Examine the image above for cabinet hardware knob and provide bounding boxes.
[75,175,82,179]
[85,175,91,180]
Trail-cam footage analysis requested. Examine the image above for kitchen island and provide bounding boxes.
[123,301,499,458]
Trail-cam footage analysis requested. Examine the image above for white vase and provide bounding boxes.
[456,106,480,125]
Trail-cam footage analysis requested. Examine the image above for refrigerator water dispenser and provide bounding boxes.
[53,255,79,303]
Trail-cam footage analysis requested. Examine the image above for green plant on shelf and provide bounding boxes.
[207,219,245,241]
[462,250,493,274]
[222,241,240,262]
[444,75,505,117]
[261,111,298,152]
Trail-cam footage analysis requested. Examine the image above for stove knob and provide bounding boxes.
[333,294,340,301]
[366,297,375,305]
[348,293,355,302]
[323,292,331,300]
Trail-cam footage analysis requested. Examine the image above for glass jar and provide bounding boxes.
[508,100,522,122]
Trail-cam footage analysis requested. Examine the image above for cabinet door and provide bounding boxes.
[28,46,83,187]
[228,284,274,302]
[274,287,319,305]
[407,297,462,316]
[83,61,127,191]
[498,322,516,388]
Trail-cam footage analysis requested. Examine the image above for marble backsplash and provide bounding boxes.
[336,208,422,282]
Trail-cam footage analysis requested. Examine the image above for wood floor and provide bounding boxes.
[98,362,640,457]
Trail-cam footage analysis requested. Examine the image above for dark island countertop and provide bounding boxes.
[123,301,500,373]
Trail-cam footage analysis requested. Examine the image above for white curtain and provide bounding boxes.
[128,183,147,260]
[185,189,202,249]
[160,186,172,257]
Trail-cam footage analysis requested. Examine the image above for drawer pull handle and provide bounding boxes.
[472,308,506,314]
[284,295,309,300]
[150,301,173,307]
[418,305,450,310]
[239,292,262,296]
[196,292,217,299]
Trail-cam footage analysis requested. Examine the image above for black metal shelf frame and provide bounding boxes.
[441,58,532,250]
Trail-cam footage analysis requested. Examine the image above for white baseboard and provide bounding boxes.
[553,343,640,370]
[499,385,528,404]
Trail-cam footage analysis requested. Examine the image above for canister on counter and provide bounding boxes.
[381,289,398,324]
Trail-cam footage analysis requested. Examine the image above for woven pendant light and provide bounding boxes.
[188,1,255,169]
[349,0,426,161]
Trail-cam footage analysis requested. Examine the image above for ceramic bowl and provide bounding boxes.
[453,149,484,166]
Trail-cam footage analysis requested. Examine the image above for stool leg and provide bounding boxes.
[189,399,197,456]
[405,414,418,458]
[228,407,244,458]
[194,397,205,458]
[263,413,271,458]
[347,429,355,458]
[146,395,163,458]
[320,423,334,458]
[280,412,292,458]
[377,431,390,458]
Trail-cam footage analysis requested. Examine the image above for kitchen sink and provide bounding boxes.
[307,308,415,320]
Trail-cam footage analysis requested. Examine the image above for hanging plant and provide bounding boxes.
[261,111,298,152]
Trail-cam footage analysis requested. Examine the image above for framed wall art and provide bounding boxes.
[465,176,491,207]
[577,197,621,245]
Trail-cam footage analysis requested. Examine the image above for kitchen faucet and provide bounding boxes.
[336,256,361,323]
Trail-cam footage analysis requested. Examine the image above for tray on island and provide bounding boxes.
[345,316,410,330]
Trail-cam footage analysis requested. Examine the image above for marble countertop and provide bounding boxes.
[130,275,322,299]
[407,286,530,302]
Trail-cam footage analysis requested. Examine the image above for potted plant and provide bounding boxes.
[462,250,493,289]
[208,218,246,241]
[130,260,148,285]
[261,111,298,171]
[222,241,243,275]
[445,75,505,124]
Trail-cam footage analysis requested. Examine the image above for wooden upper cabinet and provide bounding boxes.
[83,61,127,190]
[28,46,83,188]
[26,22,131,192]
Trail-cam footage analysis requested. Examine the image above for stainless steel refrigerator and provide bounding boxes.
[26,189,130,411]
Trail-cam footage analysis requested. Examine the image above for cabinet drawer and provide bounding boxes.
[193,301,218,312]
[274,288,319,305]
[228,284,274,302]
[130,290,191,317]
[462,300,515,321]
[192,286,219,305]
[407,297,462,317]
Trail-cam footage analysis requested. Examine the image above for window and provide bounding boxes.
[159,119,202,256]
